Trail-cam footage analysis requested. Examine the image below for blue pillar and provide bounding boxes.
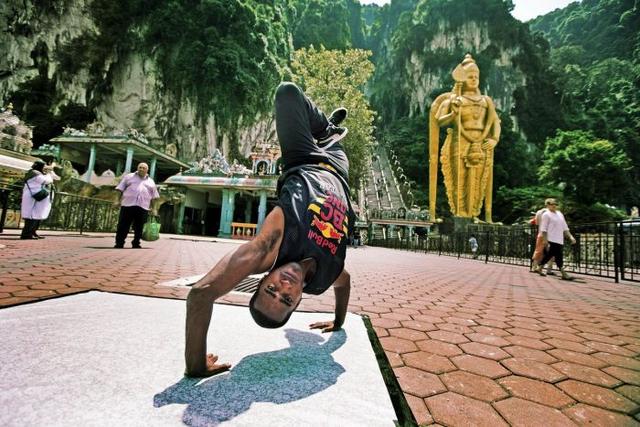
[218,190,228,237]
[84,144,96,183]
[244,197,253,223]
[149,157,157,180]
[257,191,267,233]
[218,189,236,238]
[228,190,236,236]
[176,203,186,235]
[124,147,134,173]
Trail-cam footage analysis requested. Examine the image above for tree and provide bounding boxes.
[549,57,640,202]
[494,186,560,225]
[538,130,632,206]
[290,47,376,192]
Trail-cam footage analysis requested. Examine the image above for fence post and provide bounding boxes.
[79,199,86,235]
[485,229,491,264]
[0,188,9,233]
[529,225,536,269]
[615,221,622,283]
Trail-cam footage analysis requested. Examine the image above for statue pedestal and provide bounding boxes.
[442,216,473,234]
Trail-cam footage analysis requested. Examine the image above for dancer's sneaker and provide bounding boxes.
[317,125,348,148]
[328,107,347,126]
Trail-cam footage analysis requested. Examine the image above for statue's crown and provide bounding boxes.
[461,54,479,71]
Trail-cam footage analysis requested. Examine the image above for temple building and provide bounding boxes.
[0,103,35,183]
[0,104,40,230]
[49,123,190,185]
[47,125,281,239]
[163,142,280,238]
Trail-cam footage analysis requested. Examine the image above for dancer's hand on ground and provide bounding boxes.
[205,354,231,375]
[309,321,340,333]
[186,354,231,377]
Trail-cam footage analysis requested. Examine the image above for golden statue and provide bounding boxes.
[429,54,501,222]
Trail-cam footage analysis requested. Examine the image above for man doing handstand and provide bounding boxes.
[185,82,354,377]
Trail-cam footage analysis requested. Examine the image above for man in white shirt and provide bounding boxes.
[531,206,555,274]
[535,198,576,280]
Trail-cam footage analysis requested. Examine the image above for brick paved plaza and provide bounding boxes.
[1,231,640,426]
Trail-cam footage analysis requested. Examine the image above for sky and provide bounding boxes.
[358,0,580,22]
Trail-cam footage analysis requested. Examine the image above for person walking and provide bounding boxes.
[535,198,576,280]
[113,162,159,248]
[530,204,555,274]
[20,160,55,239]
[468,234,479,259]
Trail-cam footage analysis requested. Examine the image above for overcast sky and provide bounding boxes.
[358,0,581,22]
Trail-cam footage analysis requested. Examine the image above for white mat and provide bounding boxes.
[0,292,395,426]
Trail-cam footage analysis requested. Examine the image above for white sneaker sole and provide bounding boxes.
[318,127,348,150]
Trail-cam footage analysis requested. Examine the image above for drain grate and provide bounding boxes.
[158,273,264,293]
[232,276,262,293]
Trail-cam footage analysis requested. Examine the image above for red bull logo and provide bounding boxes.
[311,215,344,243]
[307,191,349,255]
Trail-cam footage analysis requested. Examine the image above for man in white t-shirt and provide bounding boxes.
[531,206,555,274]
[535,198,576,280]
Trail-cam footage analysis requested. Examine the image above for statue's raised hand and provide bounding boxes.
[450,96,461,114]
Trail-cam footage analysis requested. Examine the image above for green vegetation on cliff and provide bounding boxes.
[365,0,639,222]
[11,0,293,157]
[530,0,640,64]
[371,0,562,143]
[530,0,640,207]
[290,0,352,50]
[142,0,290,129]
[5,0,638,222]
[539,130,632,206]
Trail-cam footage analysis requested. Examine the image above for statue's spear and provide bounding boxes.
[451,64,466,217]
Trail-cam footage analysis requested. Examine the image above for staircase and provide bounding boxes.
[364,147,405,212]
[361,146,409,241]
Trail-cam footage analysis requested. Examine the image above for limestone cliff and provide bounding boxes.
[368,0,558,142]
[402,20,525,116]
[0,0,287,162]
[1,1,97,102]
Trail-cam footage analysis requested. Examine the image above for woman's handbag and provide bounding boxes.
[26,181,50,201]
[142,216,161,241]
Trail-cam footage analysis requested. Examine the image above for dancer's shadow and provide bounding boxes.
[154,328,347,426]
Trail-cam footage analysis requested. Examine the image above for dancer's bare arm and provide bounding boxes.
[184,207,284,376]
[309,269,351,333]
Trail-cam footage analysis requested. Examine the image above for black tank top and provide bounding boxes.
[274,165,354,295]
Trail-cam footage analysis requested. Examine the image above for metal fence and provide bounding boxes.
[368,207,431,222]
[44,192,119,233]
[4,182,639,283]
[0,184,119,234]
[369,220,640,283]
